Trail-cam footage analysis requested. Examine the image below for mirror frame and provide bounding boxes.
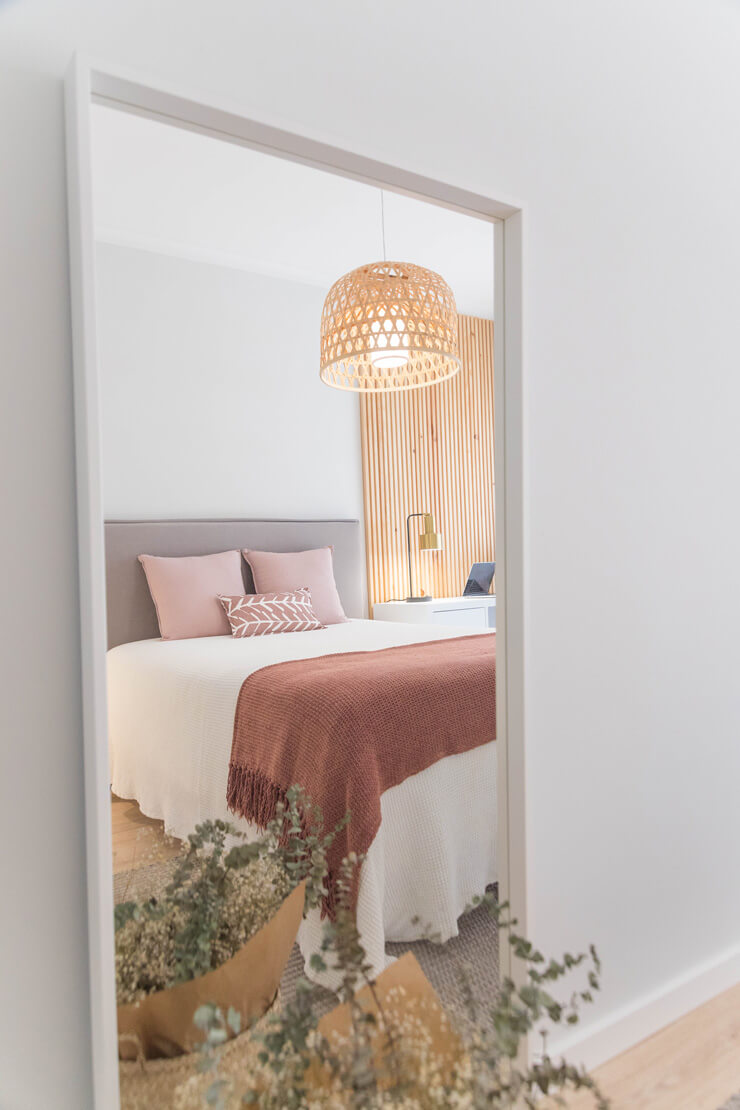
[65,52,526,1109]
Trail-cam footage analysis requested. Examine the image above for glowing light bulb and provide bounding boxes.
[370,351,410,371]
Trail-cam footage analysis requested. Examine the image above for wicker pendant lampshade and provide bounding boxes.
[320,260,461,393]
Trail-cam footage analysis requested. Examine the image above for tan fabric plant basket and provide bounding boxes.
[119,950,460,1110]
[117,879,305,1060]
[310,951,462,1091]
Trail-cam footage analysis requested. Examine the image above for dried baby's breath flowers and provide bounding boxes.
[115,855,289,1005]
[118,789,609,1108]
[193,884,610,1110]
[115,786,341,1005]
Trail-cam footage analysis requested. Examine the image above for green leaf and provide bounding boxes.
[205,1079,228,1106]
[193,1004,218,1031]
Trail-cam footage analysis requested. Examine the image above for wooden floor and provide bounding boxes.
[111,793,182,874]
[559,981,740,1109]
[111,794,740,1107]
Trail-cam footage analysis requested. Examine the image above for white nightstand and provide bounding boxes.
[373,595,496,631]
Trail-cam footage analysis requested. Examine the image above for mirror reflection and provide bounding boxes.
[92,102,506,1104]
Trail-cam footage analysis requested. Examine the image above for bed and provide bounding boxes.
[106,518,497,983]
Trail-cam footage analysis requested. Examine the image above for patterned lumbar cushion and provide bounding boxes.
[218,588,325,637]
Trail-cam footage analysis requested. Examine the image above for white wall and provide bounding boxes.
[2,2,740,1106]
[91,104,496,320]
[96,243,364,522]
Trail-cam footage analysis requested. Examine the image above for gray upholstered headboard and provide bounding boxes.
[104,518,364,650]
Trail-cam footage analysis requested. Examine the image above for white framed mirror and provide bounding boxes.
[66,56,524,1107]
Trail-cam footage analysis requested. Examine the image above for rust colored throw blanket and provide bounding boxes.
[227,633,496,917]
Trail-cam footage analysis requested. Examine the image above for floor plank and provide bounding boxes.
[111,793,182,874]
[551,982,740,1110]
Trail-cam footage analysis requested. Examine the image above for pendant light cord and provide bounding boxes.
[380,189,387,262]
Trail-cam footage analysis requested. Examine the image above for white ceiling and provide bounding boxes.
[91,104,494,319]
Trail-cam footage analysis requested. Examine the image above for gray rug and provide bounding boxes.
[719,1097,740,1109]
[114,857,178,904]
[114,861,499,1029]
[280,892,499,1025]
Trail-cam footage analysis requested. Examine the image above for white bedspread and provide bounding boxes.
[108,619,497,983]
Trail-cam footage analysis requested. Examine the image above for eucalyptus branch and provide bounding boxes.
[117,788,609,1108]
[221,879,609,1109]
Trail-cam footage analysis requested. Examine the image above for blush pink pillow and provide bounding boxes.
[242,547,347,626]
[138,550,244,640]
[218,589,324,637]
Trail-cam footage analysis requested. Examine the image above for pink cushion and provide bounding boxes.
[138,550,244,640]
[242,547,347,626]
[218,589,324,637]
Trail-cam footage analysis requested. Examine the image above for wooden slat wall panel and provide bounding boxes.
[360,315,495,610]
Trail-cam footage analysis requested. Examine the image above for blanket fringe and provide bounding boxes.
[227,762,341,921]
[227,762,286,830]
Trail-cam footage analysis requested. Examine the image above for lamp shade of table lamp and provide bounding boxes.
[406,513,443,601]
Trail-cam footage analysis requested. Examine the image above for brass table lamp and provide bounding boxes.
[406,513,443,601]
